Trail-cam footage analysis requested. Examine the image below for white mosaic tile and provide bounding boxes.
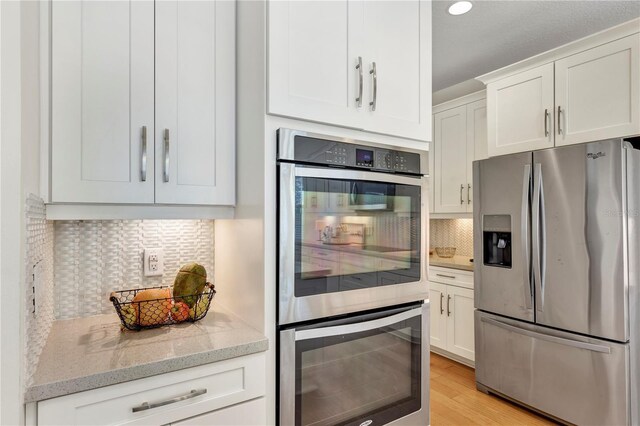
[429,218,474,257]
[24,194,55,387]
[54,220,215,319]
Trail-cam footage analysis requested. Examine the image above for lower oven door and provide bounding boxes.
[279,303,429,426]
[279,163,428,325]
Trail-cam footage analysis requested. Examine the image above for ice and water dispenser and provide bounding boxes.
[483,215,512,268]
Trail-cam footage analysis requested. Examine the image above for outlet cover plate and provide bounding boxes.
[144,248,164,277]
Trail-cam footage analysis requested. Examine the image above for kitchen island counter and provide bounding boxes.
[25,305,267,402]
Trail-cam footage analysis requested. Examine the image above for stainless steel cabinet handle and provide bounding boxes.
[132,389,207,413]
[163,129,170,183]
[460,184,464,204]
[439,293,444,315]
[436,273,456,279]
[447,294,451,317]
[557,106,563,135]
[521,164,533,310]
[369,62,377,111]
[355,56,363,108]
[140,126,147,182]
[544,109,549,137]
[467,184,471,205]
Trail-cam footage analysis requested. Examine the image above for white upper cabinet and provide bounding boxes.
[361,1,431,140]
[268,0,431,141]
[466,98,487,209]
[434,105,468,213]
[432,93,486,214]
[50,0,235,207]
[480,21,640,157]
[51,1,155,203]
[267,1,364,130]
[555,34,639,147]
[155,1,235,205]
[486,63,555,157]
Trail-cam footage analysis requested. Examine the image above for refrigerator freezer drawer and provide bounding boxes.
[475,311,630,425]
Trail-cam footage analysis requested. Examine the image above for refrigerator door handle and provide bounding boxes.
[521,164,533,309]
[481,317,612,354]
[532,163,546,311]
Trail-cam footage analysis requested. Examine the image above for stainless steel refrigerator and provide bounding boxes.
[473,138,640,425]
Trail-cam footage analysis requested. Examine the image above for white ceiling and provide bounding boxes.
[433,0,640,92]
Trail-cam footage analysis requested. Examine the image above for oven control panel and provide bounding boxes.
[290,135,422,175]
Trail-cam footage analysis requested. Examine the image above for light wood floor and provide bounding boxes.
[430,353,558,425]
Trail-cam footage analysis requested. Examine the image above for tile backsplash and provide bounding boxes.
[429,218,473,257]
[54,219,215,319]
[24,195,55,386]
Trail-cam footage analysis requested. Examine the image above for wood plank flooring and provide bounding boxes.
[430,353,558,425]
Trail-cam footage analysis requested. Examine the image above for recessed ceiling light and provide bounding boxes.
[448,1,473,16]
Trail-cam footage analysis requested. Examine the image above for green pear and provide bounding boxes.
[173,263,207,307]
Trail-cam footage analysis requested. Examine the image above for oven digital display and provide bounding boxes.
[356,149,374,167]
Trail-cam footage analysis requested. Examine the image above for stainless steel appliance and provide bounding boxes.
[473,138,640,425]
[277,129,430,426]
[277,128,429,325]
[279,303,429,426]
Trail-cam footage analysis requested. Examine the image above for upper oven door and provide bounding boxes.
[279,163,428,325]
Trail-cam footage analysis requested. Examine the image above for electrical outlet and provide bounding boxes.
[144,248,164,277]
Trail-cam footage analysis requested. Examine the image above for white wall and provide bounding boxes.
[1,1,25,424]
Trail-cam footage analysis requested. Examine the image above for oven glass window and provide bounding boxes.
[294,308,422,426]
[294,177,421,297]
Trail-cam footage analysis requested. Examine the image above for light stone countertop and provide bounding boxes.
[25,305,268,403]
[429,254,474,272]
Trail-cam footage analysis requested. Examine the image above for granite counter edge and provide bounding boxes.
[25,337,268,403]
[429,261,474,272]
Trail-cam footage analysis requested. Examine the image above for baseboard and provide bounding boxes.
[430,347,475,368]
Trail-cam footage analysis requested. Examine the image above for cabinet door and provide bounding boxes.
[268,1,364,129]
[429,282,447,350]
[465,99,487,212]
[446,285,475,361]
[433,106,468,213]
[172,397,266,426]
[362,0,431,141]
[555,34,640,147]
[51,1,154,203]
[487,63,554,157]
[428,121,435,214]
[155,1,235,205]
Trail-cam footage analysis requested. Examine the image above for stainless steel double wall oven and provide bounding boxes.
[277,129,430,426]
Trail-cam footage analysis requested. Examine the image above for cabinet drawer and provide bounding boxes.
[37,353,266,426]
[428,266,473,289]
[172,397,266,426]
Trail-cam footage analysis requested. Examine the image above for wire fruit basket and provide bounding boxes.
[110,283,216,331]
[435,247,457,258]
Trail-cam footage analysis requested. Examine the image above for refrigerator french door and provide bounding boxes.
[473,139,640,425]
[279,303,429,426]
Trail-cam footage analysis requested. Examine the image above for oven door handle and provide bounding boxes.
[294,165,422,186]
[294,307,422,341]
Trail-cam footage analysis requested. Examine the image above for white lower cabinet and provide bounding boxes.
[36,353,266,426]
[429,267,475,364]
